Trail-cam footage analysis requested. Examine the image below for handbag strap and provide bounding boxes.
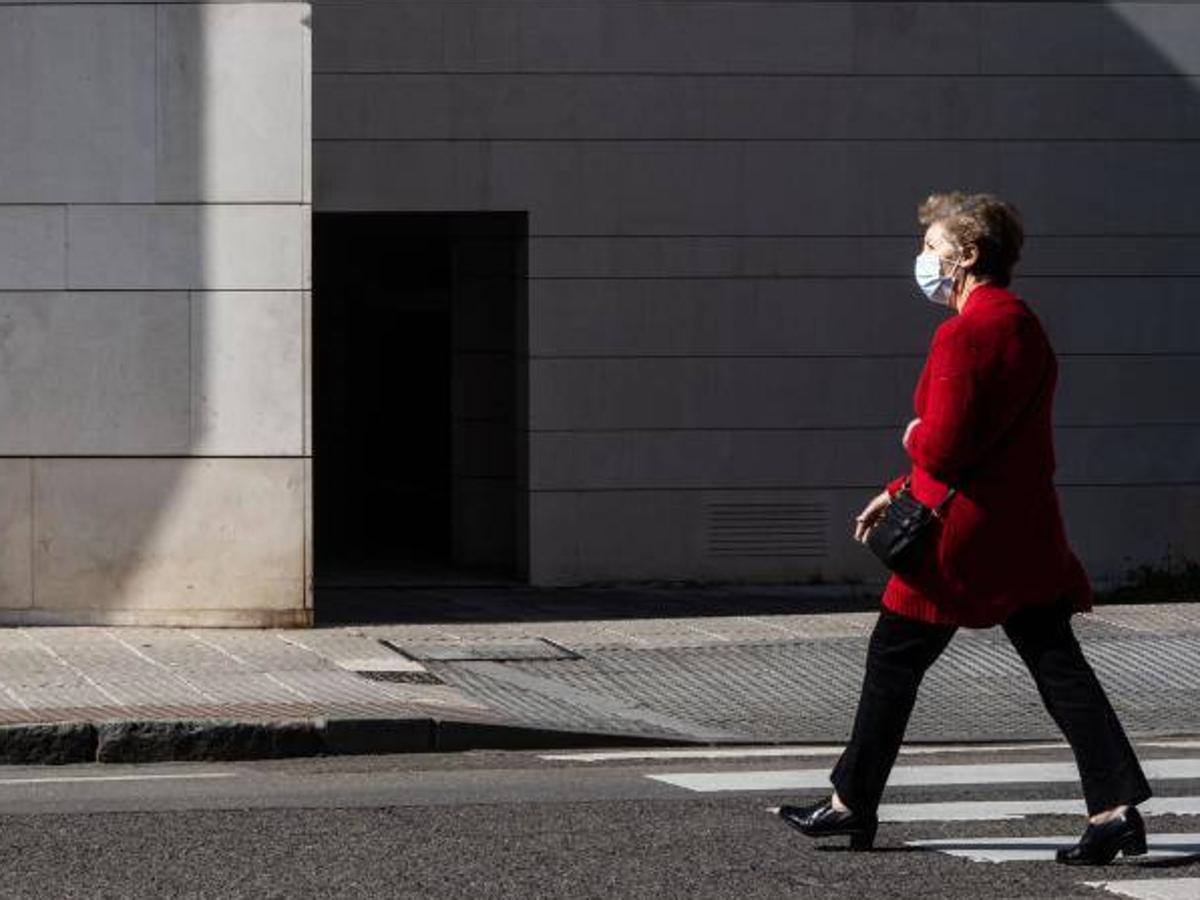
[898,477,956,517]
[933,487,957,517]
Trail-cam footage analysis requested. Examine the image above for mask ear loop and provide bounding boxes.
[945,253,966,307]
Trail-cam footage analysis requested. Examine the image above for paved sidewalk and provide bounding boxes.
[0,592,1197,763]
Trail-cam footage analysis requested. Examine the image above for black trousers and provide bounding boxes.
[830,597,1152,817]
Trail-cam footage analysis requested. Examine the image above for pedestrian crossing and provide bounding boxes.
[545,742,1200,896]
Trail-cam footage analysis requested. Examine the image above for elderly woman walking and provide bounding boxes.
[777,193,1152,865]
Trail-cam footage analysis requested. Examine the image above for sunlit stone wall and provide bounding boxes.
[0,1,311,624]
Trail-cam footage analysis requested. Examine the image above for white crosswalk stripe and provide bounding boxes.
[763,796,1200,822]
[908,834,1200,863]
[542,738,1200,765]
[539,742,1070,763]
[648,758,1200,793]
[1084,879,1200,900]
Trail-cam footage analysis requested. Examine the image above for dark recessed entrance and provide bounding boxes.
[312,212,528,591]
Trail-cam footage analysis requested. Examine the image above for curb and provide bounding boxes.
[0,717,690,766]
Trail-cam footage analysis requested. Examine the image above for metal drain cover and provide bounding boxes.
[383,637,582,663]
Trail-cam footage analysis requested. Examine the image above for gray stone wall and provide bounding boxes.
[314,2,1200,588]
[0,1,311,623]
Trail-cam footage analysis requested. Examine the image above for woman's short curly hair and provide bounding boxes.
[918,192,1024,287]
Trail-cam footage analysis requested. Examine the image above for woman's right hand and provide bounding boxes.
[854,490,893,543]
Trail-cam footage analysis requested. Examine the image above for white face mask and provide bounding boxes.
[914,251,960,307]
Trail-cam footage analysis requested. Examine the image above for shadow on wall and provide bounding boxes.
[304,1,1200,590]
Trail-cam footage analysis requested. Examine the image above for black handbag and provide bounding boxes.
[865,478,956,574]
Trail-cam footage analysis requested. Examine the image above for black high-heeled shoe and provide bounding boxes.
[778,797,878,851]
[1056,807,1147,865]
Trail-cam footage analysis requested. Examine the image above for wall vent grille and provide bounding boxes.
[706,502,828,558]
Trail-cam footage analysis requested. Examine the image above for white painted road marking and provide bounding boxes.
[909,833,1200,863]
[545,746,846,763]
[0,773,236,786]
[544,738,1200,764]
[649,758,1200,793]
[1084,878,1200,900]
[764,795,1200,822]
[541,742,1071,763]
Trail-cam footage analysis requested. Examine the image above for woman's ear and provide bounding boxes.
[959,242,980,272]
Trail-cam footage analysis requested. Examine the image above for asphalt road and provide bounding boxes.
[0,741,1198,899]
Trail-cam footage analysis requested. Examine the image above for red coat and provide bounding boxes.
[880,284,1092,628]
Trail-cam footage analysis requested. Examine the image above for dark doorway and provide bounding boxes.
[313,212,528,589]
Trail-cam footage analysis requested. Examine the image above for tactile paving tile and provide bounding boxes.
[429,630,1200,743]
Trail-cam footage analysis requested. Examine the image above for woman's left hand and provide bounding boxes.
[854,490,892,543]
